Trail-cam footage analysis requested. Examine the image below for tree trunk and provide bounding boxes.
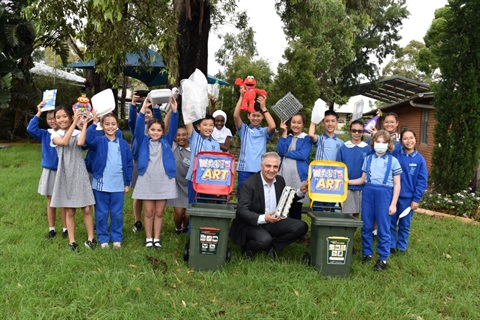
[175,0,211,83]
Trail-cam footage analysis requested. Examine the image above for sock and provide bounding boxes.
[154,238,160,242]
[146,238,153,242]
[63,228,68,232]
[382,260,387,264]
[49,227,55,231]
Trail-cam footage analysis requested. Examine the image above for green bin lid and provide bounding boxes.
[187,203,236,218]
[307,211,363,228]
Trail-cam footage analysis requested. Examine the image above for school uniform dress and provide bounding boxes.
[236,122,275,195]
[132,111,178,201]
[277,133,312,219]
[391,148,428,252]
[185,129,221,203]
[336,141,371,214]
[167,143,191,208]
[50,130,95,208]
[361,153,402,261]
[27,115,59,196]
[312,133,344,211]
[128,104,163,188]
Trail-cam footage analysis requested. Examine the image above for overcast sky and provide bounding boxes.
[208,0,449,75]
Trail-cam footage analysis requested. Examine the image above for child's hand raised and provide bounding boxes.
[169,96,178,112]
[280,120,288,132]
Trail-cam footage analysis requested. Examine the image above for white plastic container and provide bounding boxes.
[148,89,172,105]
[91,88,115,117]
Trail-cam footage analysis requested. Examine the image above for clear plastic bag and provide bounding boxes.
[180,69,208,125]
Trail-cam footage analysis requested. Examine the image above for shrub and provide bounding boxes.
[420,188,480,221]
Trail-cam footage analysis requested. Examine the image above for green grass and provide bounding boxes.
[1,143,480,319]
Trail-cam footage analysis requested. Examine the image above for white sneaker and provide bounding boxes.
[100,243,109,249]
[113,242,121,248]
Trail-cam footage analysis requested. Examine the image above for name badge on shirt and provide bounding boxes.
[182,157,190,166]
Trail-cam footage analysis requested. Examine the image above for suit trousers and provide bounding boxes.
[244,217,308,252]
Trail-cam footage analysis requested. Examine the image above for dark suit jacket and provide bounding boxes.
[229,172,300,246]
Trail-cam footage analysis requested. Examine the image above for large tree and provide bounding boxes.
[274,0,409,109]
[427,1,480,194]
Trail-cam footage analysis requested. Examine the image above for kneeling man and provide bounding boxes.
[229,152,308,259]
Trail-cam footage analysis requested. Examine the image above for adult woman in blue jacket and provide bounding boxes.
[391,129,428,254]
[277,112,312,220]
[132,97,178,248]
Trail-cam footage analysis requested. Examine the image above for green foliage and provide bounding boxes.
[428,1,480,194]
[382,40,437,83]
[420,188,480,221]
[275,0,409,107]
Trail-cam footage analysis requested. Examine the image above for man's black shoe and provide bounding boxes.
[267,247,278,260]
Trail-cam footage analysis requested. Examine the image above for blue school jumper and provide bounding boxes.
[361,153,402,261]
[27,115,58,170]
[390,148,428,251]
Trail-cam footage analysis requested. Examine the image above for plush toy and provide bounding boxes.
[72,94,92,115]
[235,76,267,113]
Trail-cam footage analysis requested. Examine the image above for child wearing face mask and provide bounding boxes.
[349,130,402,271]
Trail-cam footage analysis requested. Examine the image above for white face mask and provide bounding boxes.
[374,142,388,154]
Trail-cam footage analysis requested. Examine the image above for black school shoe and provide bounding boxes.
[48,230,57,239]
[69,242,79,251]
[362,255,372,264]
[132,221,143,233]
[84,239,97,250]
[373,259,387,271]
[62,229,68,239]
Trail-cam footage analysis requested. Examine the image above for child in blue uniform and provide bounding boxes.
[27,101,67,238]
[336,120,371,218]
[132,97,178,248]
[391,129,428,254]
[308,110,344,211]
[87,112,133,248]
[277,112,312,219]
[350,130,402,271]
[233,87,276,195]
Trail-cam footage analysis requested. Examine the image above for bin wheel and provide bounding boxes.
[302,252,311,265]
[226,247,231,262]
[183,241,190,262]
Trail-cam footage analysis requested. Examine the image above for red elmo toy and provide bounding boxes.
[235,76,267,113]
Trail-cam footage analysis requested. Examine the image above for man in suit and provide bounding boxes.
[229,152,308,259]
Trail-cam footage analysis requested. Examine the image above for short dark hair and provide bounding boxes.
[350,119,364,127]
[147,118,165,131]
[384,112,399,121]
[324,110,339,119]
[400,129,417,141]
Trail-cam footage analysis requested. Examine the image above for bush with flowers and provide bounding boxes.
[419,187,480,221]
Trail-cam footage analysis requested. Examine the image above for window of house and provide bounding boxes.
[421,109,429,145]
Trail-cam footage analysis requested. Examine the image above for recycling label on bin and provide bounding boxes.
[326,236,350,265]
[199,227,220,255]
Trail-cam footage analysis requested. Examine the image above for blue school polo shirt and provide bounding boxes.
[314,133,344,161]
[236,122,274,173]
[92,138,124,192]
[362,153,402,187]
[186,129,221,181]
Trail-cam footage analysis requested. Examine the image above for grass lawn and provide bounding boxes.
[1,143,480,319]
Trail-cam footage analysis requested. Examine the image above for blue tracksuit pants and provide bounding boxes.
[93,190,125,244]
[361,183,392,261]
[390,197,413,251]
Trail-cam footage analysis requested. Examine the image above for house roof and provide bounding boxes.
[352,76,430,104]
[31,62,86,85]
[364,91,435,116]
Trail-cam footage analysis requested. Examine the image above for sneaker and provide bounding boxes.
[145,240,153,248]
[132,221,143,233]
[48,230,57,239]
[373,259,387,271]
[362,255,373,264]
[69,242,79,251]
[113,242,121,248]
[175,228,183,235]
[62,229,68,239]
[372,229,378,237]
[84,239,97,250]
[153,240,162,248]
[100,243,109,249]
